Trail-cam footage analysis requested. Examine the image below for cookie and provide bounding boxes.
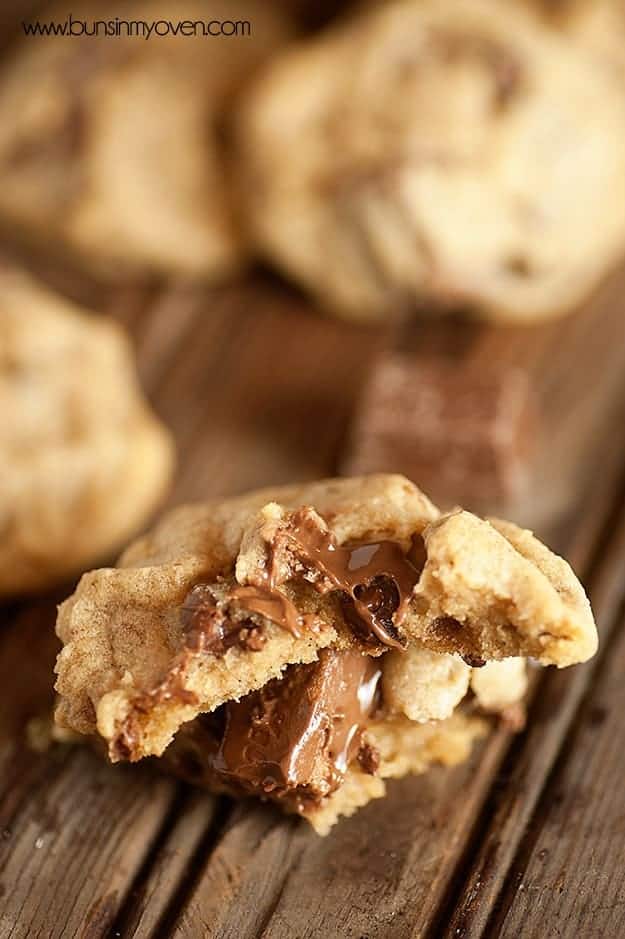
[0,0,290,280]
[54,474,596,831]
[0,264,174,595]
[237,0,625,322]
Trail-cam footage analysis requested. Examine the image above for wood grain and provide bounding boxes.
[443,473,625,939]
[0,260,624,938]
[113,789,219,939]
[0,602,179,939]
[495,599,625,938]
[355,264,625,531]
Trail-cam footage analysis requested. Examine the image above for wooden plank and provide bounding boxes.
[171,805,308,939]
[455,498,625,939]
[148,358,625,938]
[145,278,385,506]
[1,265,624,936]
[111,789,218,939]
[440,443,625,937]
[0,597,179,939]
[0,751,176,939]
[493,598,625,938]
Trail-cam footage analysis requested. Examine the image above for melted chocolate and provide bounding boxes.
[163,649,382,811]
[278,509,424,648]
[181,510,426,654]
[229,584,317,639]
[182,584,267,654]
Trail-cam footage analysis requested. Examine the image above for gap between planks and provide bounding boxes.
[491,564,625,937]
[1,265,623,937]
[437,411,625,939]
[110,396,625,938]
[0,274,387,939]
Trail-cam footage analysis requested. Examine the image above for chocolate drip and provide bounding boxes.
[229,584,317,639]
[278,509,424,648]
[181,510,426,654]
[164,648,382,811]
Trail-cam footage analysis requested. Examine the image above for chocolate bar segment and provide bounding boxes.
[162,648,382,813]
[343,355,535,513]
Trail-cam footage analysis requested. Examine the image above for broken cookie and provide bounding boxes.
[54,475,596,831]
[0,264,174,595]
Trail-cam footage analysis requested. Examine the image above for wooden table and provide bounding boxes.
[1,254,625,939]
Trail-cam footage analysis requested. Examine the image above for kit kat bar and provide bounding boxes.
[341,350,537,517]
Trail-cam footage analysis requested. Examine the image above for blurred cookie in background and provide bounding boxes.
[0,0,291,281]
[0,263,174,596]
[238,0,625,323]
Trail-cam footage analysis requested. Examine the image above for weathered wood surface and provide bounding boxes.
[0,255,625,939]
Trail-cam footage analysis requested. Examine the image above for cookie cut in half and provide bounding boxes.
[54,475,596,832]
[0,264,174,596]
[237,0,625,322]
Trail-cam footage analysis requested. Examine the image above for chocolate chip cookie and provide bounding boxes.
[54,474,596,832]
[0,0,291,280]
[237,0,625,322]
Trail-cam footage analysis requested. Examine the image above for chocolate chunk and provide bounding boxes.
[191,508,425,651]
[462,654,486,668]
[343,355,534,512]
[181,584,266,655]
[357,741,381,776]
[183,506,425,653]
[341,575,402,647]
[162,649,382,810]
